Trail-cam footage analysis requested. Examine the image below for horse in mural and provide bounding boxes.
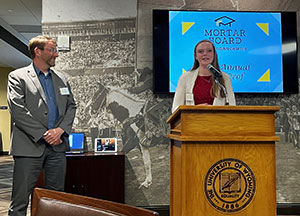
[107,89,169,188]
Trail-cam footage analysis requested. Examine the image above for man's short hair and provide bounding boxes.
[28,35,56,59]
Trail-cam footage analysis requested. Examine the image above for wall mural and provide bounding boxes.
[43,19,171,205]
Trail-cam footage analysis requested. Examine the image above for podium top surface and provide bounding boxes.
[166,105,280,142]
[167,105,280,123]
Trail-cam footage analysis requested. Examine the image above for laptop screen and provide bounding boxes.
[68,132,84,152]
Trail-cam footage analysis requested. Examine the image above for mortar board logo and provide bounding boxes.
[215,16,235,27]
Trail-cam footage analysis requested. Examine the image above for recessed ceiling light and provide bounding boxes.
[8,9,13,12]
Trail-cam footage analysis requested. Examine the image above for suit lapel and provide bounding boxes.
[27,64,47,105]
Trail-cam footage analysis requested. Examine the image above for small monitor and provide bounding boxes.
[94,138,117,152]
[67,132,85,154]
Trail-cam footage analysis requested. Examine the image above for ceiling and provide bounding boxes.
[0,0,42,68]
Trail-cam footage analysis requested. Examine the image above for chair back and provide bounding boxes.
[32,188,159,216]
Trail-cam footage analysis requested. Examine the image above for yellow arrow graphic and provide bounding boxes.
[256,23,269,36]
[182,68,186,73]
[182,22,195,35]
[258,69,270,82]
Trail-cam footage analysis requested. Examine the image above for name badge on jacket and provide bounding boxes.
[60,87,70,95]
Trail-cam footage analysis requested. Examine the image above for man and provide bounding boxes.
[7,35,76,216]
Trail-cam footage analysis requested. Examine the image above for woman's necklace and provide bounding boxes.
[198,67,212,82]
[199,75,212,83]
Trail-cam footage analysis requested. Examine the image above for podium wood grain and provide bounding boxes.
[167,106,279,216]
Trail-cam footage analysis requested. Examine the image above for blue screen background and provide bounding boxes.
[169,11,283,93]
[68,133,84,149]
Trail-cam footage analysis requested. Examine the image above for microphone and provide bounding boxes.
[207,64,222,78]
[207,64,229,105]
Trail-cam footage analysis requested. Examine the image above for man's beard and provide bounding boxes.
[47,58,56,67]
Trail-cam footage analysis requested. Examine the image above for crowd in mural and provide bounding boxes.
[56,37,135,70]
[68,71,135,130]
[279,99,300,149]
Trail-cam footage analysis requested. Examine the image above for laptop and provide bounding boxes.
[66,132,85,154]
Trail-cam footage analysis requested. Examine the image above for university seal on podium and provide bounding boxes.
[204,158,256,213]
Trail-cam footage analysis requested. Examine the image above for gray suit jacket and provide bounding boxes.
[7,63,77,157]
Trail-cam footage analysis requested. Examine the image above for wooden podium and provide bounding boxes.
[166,105,279,216]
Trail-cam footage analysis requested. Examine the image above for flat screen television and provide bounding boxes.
[153,10,298,94]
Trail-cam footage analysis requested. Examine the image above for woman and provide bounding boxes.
[172,39,236,112]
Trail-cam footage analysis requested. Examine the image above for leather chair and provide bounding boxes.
[32,187,159,216]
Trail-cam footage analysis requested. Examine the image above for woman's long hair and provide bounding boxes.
[191,39,226,98]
